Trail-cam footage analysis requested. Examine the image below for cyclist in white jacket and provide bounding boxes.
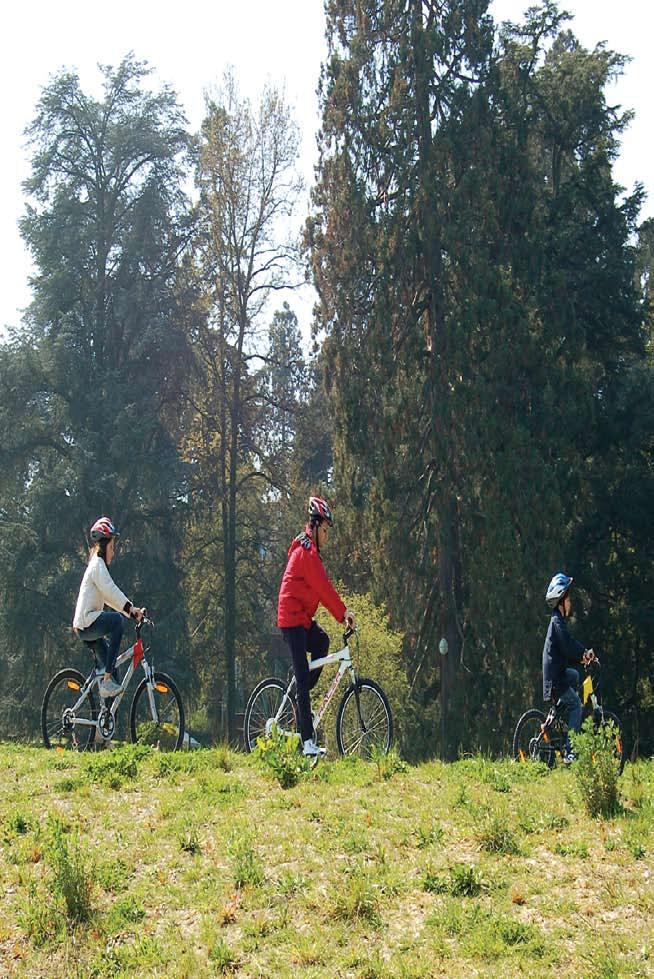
[73,517,144,698]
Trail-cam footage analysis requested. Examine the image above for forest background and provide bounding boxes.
[1,0,653,760]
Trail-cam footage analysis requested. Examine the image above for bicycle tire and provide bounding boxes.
[597,709,626,775]
[41,668,97,751]
[512,708,557,767]
[335,678,393,758]
[129,671,184,751]
[243,677,298,752]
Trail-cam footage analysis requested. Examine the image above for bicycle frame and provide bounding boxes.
[273,640,356,734]
[64,630,157,738]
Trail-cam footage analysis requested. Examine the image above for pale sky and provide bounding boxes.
[1,0,651,337]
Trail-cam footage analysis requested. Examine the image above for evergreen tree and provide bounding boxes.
[0,55,191,735]
[309,1,647,756]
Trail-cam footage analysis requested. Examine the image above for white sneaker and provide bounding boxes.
[99,677,122,699]
[302,738,326,757]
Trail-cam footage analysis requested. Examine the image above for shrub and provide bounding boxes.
[570,717,622,818]
[253,723,310,788]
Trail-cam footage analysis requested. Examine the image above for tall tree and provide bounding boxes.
[309,1,647,756]
[182,74,302,740]
[0,55,191,734]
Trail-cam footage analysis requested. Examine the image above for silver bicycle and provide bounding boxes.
[243,627,393,757]
[41,618,184,751]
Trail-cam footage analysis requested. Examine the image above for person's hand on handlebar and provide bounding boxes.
[344,608,357,630]
[130,606,146,624]
[583,648,599,666]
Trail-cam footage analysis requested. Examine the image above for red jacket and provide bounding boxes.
[277,527,346,630]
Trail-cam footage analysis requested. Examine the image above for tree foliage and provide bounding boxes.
[309,0,651,756]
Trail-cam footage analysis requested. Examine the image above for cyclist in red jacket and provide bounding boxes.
[277,496,355,756]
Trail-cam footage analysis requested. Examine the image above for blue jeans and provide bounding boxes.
[557,668,582,735]
[77,611,124,675]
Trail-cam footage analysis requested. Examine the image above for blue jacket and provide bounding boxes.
[542,609,586,702]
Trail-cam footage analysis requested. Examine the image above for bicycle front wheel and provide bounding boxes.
[42,669,97,751]
[129,672,184,750]
[512,708,557,767]
[336,679,393,757]
[243,678,298,752]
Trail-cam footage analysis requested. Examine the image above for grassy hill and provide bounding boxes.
[0,742,652,978]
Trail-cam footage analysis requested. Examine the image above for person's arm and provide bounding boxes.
[554,615,587,664]
[93,559,136,617]
[303,549,347,623]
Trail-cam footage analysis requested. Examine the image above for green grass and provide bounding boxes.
[0,742,652,977]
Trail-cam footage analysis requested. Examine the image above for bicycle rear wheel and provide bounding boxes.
[336,679,393,758]
[243,678,297,752]
[42,669,97,750]
[512,708,557,767]
[129,672,184,751]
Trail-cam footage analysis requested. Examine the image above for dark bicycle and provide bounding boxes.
[512,660,625,773]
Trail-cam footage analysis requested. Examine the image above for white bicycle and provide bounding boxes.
[243,627,393,757]
[41,618,185,751]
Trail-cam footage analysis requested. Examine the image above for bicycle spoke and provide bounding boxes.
[337,681,392,758]
[41,670,97,751]
[130,672,184,751]
[243,679,297,752]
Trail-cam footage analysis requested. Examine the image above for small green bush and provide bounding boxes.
[570,717,622,818]
[253,723,310,788]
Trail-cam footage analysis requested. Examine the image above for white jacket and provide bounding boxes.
[73,554,131,631]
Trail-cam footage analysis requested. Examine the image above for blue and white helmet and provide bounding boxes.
[546,572,573,608]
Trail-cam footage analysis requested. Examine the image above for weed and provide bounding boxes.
[229,831,264,889]
[18,882,64,947]
[370,743,406,781]
[103,895,146,935]
[423,861,486,897]
[3,811,32,841]
[476,813,520,855]
[83,742,149,788]
[330,863,382,925]
[553,840,589,859]
[625,834,646,860]
[45,817,93,924]
[209,936,239,972]
[275,870,307,897]
[570,717,623,818]
[179,822,202,854]
[253,723,310,788]
[96,857,131,893]
[414,821,444,849]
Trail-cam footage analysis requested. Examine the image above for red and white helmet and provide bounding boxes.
[308,496,333,526]
[90,516,120,542]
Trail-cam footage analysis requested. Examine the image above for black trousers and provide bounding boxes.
[281,621,330,742]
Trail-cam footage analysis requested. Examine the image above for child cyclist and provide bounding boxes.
[543,572,597,762]
[277,496,356,756]
[73,517,145,699]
